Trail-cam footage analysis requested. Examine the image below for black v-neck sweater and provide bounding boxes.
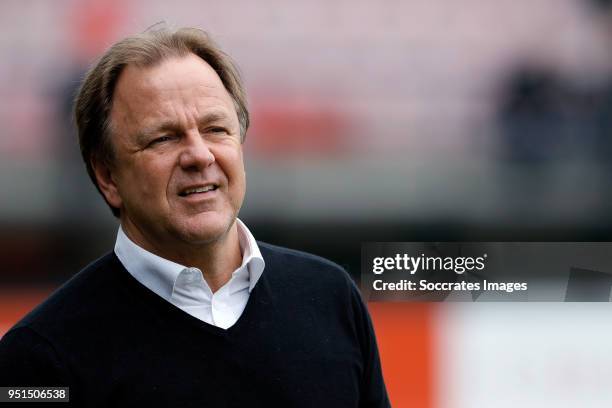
[0,242,389,407]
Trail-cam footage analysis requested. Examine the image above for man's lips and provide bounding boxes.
[177,184,219,197]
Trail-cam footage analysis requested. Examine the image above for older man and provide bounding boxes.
[0,27,389,407]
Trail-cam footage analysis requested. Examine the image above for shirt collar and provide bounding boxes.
[114,218,265,300]
[235,218,265,293]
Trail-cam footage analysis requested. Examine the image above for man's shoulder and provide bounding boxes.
[258,241,346,271]
[9,252,123,338]
[257,241,355,289]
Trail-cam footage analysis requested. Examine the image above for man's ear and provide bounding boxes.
[91,157,123,210]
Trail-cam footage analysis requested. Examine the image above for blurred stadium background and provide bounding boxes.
[1,0,612,406]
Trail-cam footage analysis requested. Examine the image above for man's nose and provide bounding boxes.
[178,131,215,170]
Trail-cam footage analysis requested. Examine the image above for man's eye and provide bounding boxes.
[209,127,228,134]
[149,136,174,146]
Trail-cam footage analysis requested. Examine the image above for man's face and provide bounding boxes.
[101,54,245,254]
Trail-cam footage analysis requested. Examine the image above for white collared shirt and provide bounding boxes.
[114,219,265,329]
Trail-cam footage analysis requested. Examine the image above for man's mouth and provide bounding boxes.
[178,184,219,197]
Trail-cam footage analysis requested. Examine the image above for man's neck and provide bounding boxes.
[121,220,243,293]
[190,226,242,292]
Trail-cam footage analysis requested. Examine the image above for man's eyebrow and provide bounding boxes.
[135,121,178,144]
[195,111,231,128]
[134,111,232,144]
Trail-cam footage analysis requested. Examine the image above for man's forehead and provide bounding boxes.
[115,54,226,98]
[110,54,236,131]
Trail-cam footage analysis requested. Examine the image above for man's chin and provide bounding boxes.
[173,216,236,246]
